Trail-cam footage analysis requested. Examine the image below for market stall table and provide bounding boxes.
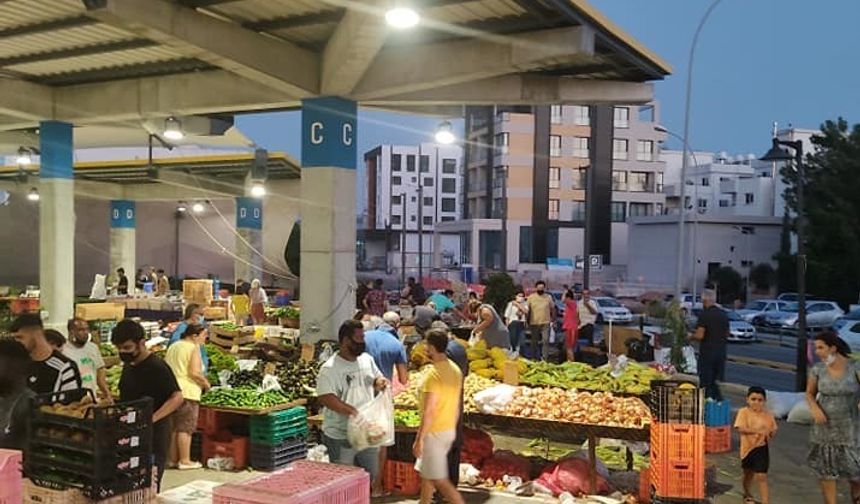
[203,398,307,416]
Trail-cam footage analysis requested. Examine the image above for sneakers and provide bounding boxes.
[177,461,203,470]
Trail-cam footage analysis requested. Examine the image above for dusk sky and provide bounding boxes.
[237,0,860,161]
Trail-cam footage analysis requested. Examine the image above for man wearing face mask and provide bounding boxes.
[0,338,34,450]
[689,289,729,401]
[11,314,82,394]
[111,319,183,490]
[63,318,113,403]
[169,304,210,374]
[526,281,556,360]
[316,319,389,484]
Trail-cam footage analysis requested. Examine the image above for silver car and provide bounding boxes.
[736,299,788,323]
[832,308,860,331]
[761,301,845,331]
[837,320,860,353]
[727,310,757,343]
[593,296,634,324]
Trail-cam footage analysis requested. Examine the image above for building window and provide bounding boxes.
[391,195,401,205]
[698,198,708,210]
[614,107,630,128]
[573,105,590,126]
[572,167,587,190]
[493,166,506,189]
[519,227,533,263]
[549,167,560,189]
[611,202,626,222]
[550,105,562,124]
[441,198,456,212]
[612,171,628,191]
[701,177,709,186]
[391,215,401,225]
[406,155,415,172]
[442,178,456,194]
[441,216,455,222]
[655,203,664,215]
[629,202,651,217]
[423,216,433,226]
[613,139,628,160]
[656,172,664,192]
[719,200,730,208]
[492,198,505,218]
[423,178,433,187]
[548,199,559,220]
[442,159,457,174]
[550,135,562,157]
[419,155,429,172]
[496,133,509,154]
[745,193,755,204]
[391,154,402,172]
[409,215,416,222]
[571,200,586,221]
[411,195,416,202]
[636,140,655,161]
[573,137,589,158]
[423,196,433,206]
[392,176,401,185]
[629,171,652,192]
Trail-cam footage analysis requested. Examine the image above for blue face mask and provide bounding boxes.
[197,315,205,324]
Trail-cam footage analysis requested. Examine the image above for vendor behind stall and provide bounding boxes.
[0,338,34,450]
[112,319,183,490]
[472,304,510,350]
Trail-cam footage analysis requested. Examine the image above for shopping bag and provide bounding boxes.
[347,388,395,451]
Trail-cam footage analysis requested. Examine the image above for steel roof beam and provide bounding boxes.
[319,0,389,96]
[83,0,319,97]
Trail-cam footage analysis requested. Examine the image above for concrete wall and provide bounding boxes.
[0,180,300,295]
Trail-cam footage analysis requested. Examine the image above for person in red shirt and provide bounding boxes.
[562,290,579,362]
[363,279,388,317]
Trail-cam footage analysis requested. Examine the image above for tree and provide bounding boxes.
[482,272,518,315]
[749,263,776,292]
[708,266,743,305]
[662,301,688,372]
[772,211,796,293]
[781,118,860,307]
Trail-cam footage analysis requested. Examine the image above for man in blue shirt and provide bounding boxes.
[168,304,209,373]
[364,312,408,386]
[427,289,456,314]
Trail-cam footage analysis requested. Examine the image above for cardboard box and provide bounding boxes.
[75,303,126,321]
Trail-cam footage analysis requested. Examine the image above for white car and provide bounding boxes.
[736,299,789,323]
[837,320,860,353]
[832,308,860,331]
[665,293,703,316]
[593,296,634,324]
[761,301,845,331]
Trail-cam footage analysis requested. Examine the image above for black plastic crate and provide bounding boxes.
[32,389,153,436]
[249,437,307,471]
[649,380,704,425]
[388,431,417,463]
[25,461,151,500]
[32,423,152,455]
[191,431,202,462]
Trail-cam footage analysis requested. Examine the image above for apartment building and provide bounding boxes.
[360,144,463,272]
[436,103,666,278]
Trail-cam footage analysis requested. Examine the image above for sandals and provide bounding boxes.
[744,496,756,504]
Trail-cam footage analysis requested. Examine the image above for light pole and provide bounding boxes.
[733,225,753,302]
[761,137,806,392]
[674,0,725,301]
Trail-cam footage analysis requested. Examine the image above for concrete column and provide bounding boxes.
[109,200,136,289]
[39,121,75,329]
[234,196,263,284]
[300,97,357,342]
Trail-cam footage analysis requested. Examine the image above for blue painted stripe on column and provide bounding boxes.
[301,97,357,169]
[236,197,262,230]
[39,121,73,179]
[110,200,136,228]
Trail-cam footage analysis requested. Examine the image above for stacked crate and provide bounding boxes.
[0,449,23,504]
[25,390,153,501]
[704,400,732,453]
[649,380,706,503]
[249,406,309,471]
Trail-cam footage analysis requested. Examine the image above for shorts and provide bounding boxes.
[322,433,380,481]
[742,445,769,473]
[173,399,199,434]
[416,430,456,481]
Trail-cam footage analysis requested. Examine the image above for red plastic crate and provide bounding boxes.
[650,422,705,463]
[198,407,246,435]
[213,460,370,504]
[705,426,732,454]
[383,460,420,496]
[650,459,705,500]
[638,468,651,504]
[0,449,23,504]
[202,433,249,470]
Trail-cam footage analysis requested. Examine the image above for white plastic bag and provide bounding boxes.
[787,399,814,424]
[473,384,517,414]
[468,332,481,348]
[260,374,283,392]
[347,388,394,451]
[767,391,804,419]
[548,324,557,344]
[318,343,334,363]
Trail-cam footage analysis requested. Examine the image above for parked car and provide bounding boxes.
[760,301,845,331]
[837,320,860,353]
[593,296,634,324]
[726,310,757,343]
[736,299,789,323]
[665,293,703,315]
[832,308,860,331]
[776,292,800,302]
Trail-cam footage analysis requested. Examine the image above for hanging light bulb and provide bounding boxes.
[16,147,32,166]
[192,202,205,214]
[385,2,419,29]
[250,180,266,198]
[434,120,455,145]
[27,187,39,202]
[163,116,184,140]
[177,204,187,213]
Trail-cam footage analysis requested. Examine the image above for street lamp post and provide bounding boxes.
[761,137,807,392]
[674,0,724,302]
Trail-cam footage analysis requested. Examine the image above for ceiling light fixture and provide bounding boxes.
[192,202,205,214]
[27,187,39,202]
[434,121,456,145]
[163,116,184,140]
[385,4,420,29]
[250,180,266,198]
[16,147,32,166]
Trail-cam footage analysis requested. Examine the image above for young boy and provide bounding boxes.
[734,386,777,504]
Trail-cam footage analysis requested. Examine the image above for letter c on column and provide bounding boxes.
[311,122,324,145]
[342,123,353,146]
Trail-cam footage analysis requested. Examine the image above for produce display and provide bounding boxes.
[106,365,122,397]
[520,360,663,395]
[595,445,648,471]
[212,321,241,332]
[393,366,431,409]
[461,427,494,467]
[467,341,528,380]
[518,438,574,462]
[201,388,293,410]
[99,343,117,357]
[274,359,321,400]
[38,394,100,419]
[464,373,497,413]
[501,388,650,429]
[394,409,420,428]
[206,343,239,384]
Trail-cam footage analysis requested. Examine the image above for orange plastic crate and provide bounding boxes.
[383,460,421,496]
[650,422,705,463]
[638,468,651,504]
[197,407,245,435]
[705,426,732,454]
[650,459,705,500]
[202,434,249,470]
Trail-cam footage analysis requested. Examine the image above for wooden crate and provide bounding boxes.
[203,306,227,320]
[183,280,213,304]
[75,303,125,321]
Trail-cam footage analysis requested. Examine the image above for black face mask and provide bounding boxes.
[536,289,545,295]
[351,341,366,356]
[119,351,138,364]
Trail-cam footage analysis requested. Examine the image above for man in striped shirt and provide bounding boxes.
[11,314,82,395]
